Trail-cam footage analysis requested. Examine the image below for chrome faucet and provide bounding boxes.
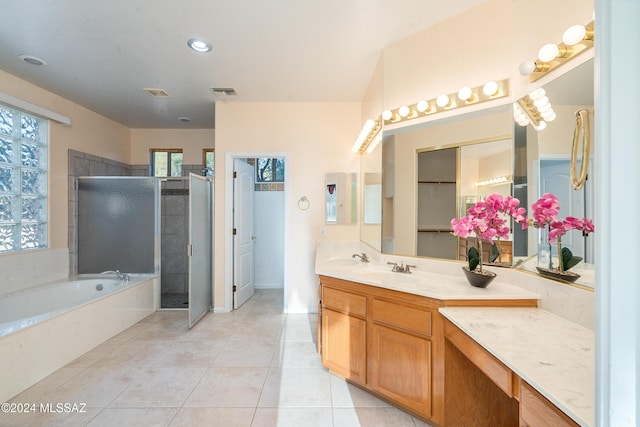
[387,262,417,274]
[352,252,369,263]
[100,270,130,281]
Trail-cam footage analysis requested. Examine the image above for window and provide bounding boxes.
[151,149,183,177]
[203,149,214,176]
[256,157,284,182]
[0,103,48,253]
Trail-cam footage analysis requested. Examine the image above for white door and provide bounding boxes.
[539,159,593,261]
[233,159,255,309]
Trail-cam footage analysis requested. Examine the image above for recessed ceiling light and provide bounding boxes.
[18,54,48,66]
[187,38,212,53]
[178,117,191,123]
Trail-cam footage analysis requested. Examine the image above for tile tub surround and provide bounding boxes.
[440,306,594,426]
[0,290,434,427]
[0,276,156,403]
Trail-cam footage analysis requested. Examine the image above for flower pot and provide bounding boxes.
[462,266,496,288]
[535,266,581,283]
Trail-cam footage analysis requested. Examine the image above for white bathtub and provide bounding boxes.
[0,274,157,402]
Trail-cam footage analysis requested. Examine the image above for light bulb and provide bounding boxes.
[537,103,552,113]
[416,100,429,112]
[398,105,410,117]
[382,110,393,121]
[563,25,587,46]
[538,43,560,62]
[534,121,547,131]
[519,61,537,76]
[364,119,375,130]
[541,111,557,122]
[458,87,473,101]
[533,96,549,108]
[436,94,450,108]
[482,81,499,96]
[528,88,546,101]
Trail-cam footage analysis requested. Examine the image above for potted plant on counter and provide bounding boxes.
[451,193,526,287]
[527,193,595,282]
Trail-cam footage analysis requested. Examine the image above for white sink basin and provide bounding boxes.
[325,257,361,266]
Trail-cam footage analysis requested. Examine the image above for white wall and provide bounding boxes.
[254,190,285,289]
[214,102,361,313]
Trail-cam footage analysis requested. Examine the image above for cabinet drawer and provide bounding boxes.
[323,287,367,317]
[372,298,432,337]
[520,382,579,427]
[444,320,513,397]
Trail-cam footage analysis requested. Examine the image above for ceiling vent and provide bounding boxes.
[143,88,172,98]
[211,87,239,99]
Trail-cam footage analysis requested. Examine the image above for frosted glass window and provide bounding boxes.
[0,103,48,253]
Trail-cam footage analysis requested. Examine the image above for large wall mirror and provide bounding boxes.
[365,57,594,288]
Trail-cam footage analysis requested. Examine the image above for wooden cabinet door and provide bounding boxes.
[370,323,432,417]
[321,308,367,385]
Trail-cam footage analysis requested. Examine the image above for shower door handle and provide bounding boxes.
[187,244,193,256]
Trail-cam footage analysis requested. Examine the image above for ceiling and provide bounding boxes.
[0,0,484,129]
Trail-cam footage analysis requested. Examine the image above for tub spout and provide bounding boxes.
[100,270,130,281]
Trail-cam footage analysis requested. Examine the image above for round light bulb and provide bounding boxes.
[416,100,429,112]
[482,81,499,96]
[534,121,547,131]
[528,88,546,101]
[538,43,560,62]
[537,103,552,113]
[533,96,549,108]
[364,119,375,130]
[398,105,410,117]
[457,87,473,101]
[562,25,587,46]
[519,61,536,76]
[382,110,393,121]
[541,111,557,122]
[436,94,450,108]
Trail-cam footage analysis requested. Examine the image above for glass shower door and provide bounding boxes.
[188,174,213,328]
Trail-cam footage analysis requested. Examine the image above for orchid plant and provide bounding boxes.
[451,193,526,273]
[526,193,595,272]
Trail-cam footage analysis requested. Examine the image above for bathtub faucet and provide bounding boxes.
[100,270,130,281]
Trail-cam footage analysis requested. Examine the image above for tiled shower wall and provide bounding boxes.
[67,149,203,277]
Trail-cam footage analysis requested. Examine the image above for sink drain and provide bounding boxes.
[96,283,104,291]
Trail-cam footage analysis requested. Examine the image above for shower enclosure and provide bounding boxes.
[77,175,213,324]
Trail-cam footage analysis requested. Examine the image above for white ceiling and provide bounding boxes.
[0,0,485,129]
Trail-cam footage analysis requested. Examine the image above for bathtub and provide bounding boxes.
[0,274,157,402]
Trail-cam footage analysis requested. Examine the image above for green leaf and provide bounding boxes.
[468,247,480,270]
[561,247,583,270]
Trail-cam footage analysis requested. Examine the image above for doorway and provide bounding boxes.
[226,153,287,312]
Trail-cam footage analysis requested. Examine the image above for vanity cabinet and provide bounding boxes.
[520,381,579,427]
[370,298,434,416]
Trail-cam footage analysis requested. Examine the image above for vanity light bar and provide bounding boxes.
[352,116,382,154]
[476,175,512,187]
[519,20,594,82]
[381,79,509,126]
[514,87,556,131]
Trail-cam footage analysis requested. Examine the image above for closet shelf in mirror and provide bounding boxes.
[418,181,456,184]
[418,229,451,233]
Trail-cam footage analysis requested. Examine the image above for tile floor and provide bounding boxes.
[0,289,434,427]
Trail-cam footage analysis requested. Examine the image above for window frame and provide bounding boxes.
[255,157,284,183]
[202,148,214,176]
[150,148,183,177]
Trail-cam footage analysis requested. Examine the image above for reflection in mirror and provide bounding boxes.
[380,107,513,258]
[360,140,382,250]
[325,172,357,224]
[514,58,595,287]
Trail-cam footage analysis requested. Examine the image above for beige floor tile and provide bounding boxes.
[213,340,277,368]
[89,341,166,368]
[169,407,255,427]
[231,320,283,342]
[109,367,206,408]
[184,367,268,408]
[332,407,419,427]
[86,408,178,427]
[271,341,322,369]
[151,340,225,368]
[48,366,144,408]
[258,368,332,408]
[0,407,101,427]
[251,407,333,427]
[330,374,392,408]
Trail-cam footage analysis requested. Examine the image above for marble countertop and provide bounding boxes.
[315,245,539,302]
[440,306,594,427]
